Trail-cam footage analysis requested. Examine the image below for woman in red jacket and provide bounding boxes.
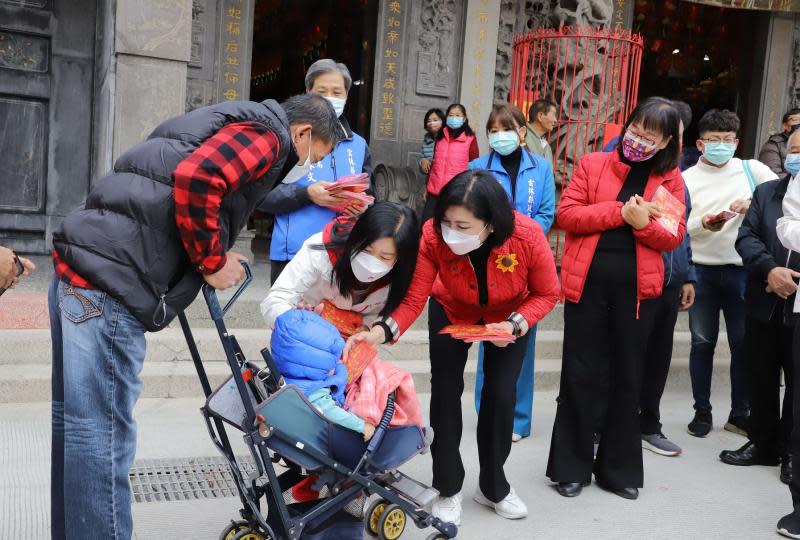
[346,171,559,526]
[546,97,686,500]
[421,103,480,224]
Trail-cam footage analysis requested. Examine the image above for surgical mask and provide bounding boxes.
[702,142,737,166]
[621,132,659,162]
[350,251,392,283]
[325,96,346,117]
[786,153,800,178]
[282,134,312,184]
[446,116,465,130]
[427,119,442,132]
[488,131,520,156]
[441,223,488,256]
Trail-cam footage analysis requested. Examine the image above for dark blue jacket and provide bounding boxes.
[735,175,799,323]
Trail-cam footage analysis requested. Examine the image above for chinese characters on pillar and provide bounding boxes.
[377,0,403,140]
[222,0,245,101]
[469,0,491,121]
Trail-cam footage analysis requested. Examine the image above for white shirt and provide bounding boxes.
[683,157,777,265]
[776,174,800,311]
[260,233,389,328]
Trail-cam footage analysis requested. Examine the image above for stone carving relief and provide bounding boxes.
[0,30,49,73]
[416,0,457,97]
[551,0,613,28]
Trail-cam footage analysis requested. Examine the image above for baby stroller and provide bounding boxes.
[177,262,457,540]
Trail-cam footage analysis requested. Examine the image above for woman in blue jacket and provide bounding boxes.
[471,102,556,442]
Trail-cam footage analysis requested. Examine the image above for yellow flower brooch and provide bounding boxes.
[495,253,519,273]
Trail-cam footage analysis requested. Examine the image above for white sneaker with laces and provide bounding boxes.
[431,492,462,526]
[473,486,528,520]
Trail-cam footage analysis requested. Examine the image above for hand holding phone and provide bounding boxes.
[0,254,25,297]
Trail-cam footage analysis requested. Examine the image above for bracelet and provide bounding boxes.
[507,318,522,337]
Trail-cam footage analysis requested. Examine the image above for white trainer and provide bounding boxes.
[511,433,523,443]
[473,487,528,520]
[431,492,462,526]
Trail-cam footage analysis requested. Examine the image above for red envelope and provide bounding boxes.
[343,340,378,386]
[651,185,685,237]
[439,324,517,343]
[319,300,364,338]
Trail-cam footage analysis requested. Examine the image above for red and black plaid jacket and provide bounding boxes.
[54,121,280,288]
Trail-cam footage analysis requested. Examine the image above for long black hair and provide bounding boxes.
[436,103,476,140]
[316,202,420,317]
[621,96,681,173]
[434,170,515,249]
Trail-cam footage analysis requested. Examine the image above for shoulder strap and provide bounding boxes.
[742,159,757,194]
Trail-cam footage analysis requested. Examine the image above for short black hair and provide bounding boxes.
[528,99,557,123]
[783,108,800,124]
[622,96,681,174]
[671,100,692,129]
[698,108,740,137]
[317,202,419,318]
[281,93,342,146]
[434,170,515,249]
[423,108,445,130]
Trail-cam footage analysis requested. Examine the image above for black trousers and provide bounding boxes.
[747,311,794,458]
[640,284,681,435]
[790,320,800,505]
[546,272,656,489]
[270,259,289,285]
[428,299,528,502]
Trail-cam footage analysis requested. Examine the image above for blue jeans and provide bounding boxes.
[688,265,750,417]
[475,326,537,438]
[49,276,146,539]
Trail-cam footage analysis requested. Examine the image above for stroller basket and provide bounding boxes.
[179,262,457,540]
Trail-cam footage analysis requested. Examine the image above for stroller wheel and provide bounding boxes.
[219,520,249,540]
[377,504,406,540]
[364,499,389,537]
[231,529,266,540]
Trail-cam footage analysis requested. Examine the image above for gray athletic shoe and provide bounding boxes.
[642,432,682,457]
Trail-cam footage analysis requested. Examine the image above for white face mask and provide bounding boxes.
[282,132,312,184]
[350,251,393,283]
[441,223,488,256]
[325,96,347,117]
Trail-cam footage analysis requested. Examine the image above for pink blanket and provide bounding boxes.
[345,356,422,428]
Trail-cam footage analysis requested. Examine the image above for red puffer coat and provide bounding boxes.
[380,212,559,342]
[558,150,686,304]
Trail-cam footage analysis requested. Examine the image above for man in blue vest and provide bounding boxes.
[259,59,374,283]
[49,93,340,539]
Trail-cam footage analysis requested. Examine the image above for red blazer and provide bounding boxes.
[427,129,479,196]
[381,212,559,342]
[557,150,686,304]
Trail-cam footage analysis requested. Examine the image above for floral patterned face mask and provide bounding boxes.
[621,131,659,162]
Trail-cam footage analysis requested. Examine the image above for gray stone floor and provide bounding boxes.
[0,385,791,540]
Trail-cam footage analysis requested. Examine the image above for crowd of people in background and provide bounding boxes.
[4,54,800,539]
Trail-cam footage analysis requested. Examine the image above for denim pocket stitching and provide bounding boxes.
[58,283,107,324]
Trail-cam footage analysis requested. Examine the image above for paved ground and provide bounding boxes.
[0,385,791,540]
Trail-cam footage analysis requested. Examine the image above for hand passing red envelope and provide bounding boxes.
[439,324,517,343]
[324,173,375,213]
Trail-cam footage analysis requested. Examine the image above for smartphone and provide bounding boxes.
[709,210,737,224]
[0,256,25,297]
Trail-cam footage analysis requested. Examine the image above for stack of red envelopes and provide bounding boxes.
[439,324,517,343]
[651,185,685,237]
[325,173,374,213]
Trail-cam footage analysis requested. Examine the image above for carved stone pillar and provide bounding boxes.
[186,0,255,111]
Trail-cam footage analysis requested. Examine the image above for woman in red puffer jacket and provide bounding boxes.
[546,97,686,500]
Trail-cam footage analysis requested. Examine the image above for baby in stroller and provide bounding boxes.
[270,309,378,441]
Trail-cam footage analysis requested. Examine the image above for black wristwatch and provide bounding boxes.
[507,318,522,337]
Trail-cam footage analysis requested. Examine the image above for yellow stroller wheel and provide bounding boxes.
[378,504,406,540]
[219,520,249,540]
[364,498,389,537]
[231,529,266,540]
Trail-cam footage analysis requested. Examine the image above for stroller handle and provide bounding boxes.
[202,260,253,321]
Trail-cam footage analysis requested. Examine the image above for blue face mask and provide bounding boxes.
[488,131,520,156]
[446,116,465,130]
[702,142,737,165]
[786,153,800,178]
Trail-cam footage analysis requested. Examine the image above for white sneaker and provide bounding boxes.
[473,486,528,520]
[511,433,523,443]
[431,492,462,526]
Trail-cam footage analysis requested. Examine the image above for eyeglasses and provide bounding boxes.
[702,137,737,144]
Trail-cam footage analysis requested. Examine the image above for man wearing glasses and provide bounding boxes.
[682,109,777,440]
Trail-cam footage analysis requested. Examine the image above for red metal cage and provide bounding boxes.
[509,25,644,261]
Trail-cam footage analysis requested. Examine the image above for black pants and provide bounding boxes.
[640,284,681,435]
[747,311,794,458]
[421,193,438,227]
[270,259,289,285]
[428,299,528,502]
[546,272,656,489]
[790,320,800,505]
